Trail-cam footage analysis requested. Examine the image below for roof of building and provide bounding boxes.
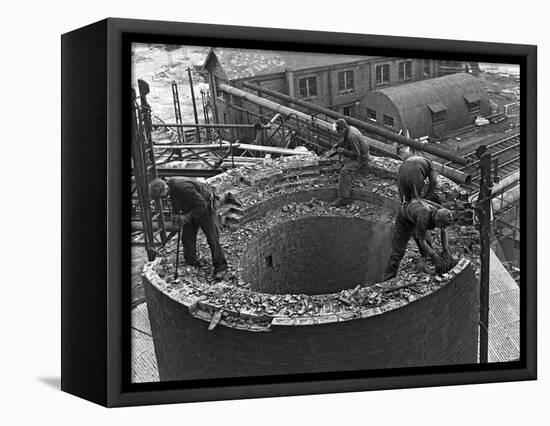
[364,73,489,138]
[375,72,485,112]
[203,48,373,81]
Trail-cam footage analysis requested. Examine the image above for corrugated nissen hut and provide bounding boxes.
[359,73,491,139]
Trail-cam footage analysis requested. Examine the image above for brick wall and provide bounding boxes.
[144,263,479,381]
[241,216,394,295]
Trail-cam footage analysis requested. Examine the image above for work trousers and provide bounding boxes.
[181,210,227,273]
[384,212,433,280]
[337,160,367,198]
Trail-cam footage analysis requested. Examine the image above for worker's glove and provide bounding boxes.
[431,254,447,275]
[425,192,442,205]
[441,250,458,270]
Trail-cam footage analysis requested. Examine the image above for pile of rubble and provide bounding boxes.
[145,155,479,332]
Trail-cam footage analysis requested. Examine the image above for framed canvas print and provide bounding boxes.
[61,18,536,407]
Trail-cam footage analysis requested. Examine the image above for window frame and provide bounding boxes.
[338,70,355,93]
[398,61,412,81]
[366,108,377,122]
[375,63,390,85]
[298,76,318,99]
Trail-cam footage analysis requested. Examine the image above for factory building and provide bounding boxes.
[202,48,451,126]
[359,73,491,139]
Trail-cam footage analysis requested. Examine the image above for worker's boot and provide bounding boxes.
[213,267,228,281]
[185,255,204,267]
[330,197,352,207]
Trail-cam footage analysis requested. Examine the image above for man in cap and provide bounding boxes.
[328,118,370,207]
[384,198,454,281]
[397,155,440,203]
[149,177,228,280]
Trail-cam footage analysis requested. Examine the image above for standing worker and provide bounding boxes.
[384,198,454,281]
[397,155,439,203]
[328,118,370,207]
[149,177,228,280]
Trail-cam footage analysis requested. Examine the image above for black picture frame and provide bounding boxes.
[61,17,537,407]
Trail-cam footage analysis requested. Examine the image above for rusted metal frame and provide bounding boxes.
[171,81,184,145]
[137,81,168,247]
[460,133,520,162]
[131,97,157,260]
[187,67,200,143]
[200,88,212,141]
[475,146,493,364]
[461,141,520,170]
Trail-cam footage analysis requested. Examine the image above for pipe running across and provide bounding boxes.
[219,83,471,185]
[241,81,468,166]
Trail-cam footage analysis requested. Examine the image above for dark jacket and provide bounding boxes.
[337,125,369,165]
[165,177,214,220]
[401,199,439,241]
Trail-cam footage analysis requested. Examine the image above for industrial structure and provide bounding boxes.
[360,73,491,138]
[203,48,468,123]
[130,48,521,382]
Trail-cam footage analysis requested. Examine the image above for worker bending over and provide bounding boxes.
[398,155,439,203]
[384,198,453,281]
[328,118,370,207]
[149,177,228,280]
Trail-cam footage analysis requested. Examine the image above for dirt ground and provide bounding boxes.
[131,43,210,123]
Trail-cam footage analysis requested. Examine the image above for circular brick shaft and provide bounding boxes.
[242,216,393,295]
[142,155,480,380]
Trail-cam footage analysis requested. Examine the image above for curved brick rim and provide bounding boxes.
[143,155,480,379]
[144,155,478,331]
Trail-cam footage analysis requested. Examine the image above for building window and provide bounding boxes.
[428,102,447,125]
[432,111,447,124]
[376,64,390,84]
[464,94,481,115]
[399,61,412,80]
[468,100,481,114]
[338,71,354,92]
[298,77,317,98]
[366,108,377,121]
[342,105,353,116]
[383,115,394,128]
[424,60,431,77]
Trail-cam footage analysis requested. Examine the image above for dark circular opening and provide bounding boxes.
[241,216,394,295]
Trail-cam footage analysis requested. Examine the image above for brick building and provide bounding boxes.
[202,48,456,126]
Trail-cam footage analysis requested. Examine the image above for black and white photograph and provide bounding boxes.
[130,43,522,383]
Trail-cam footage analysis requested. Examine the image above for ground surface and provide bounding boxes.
[132,43,210,123]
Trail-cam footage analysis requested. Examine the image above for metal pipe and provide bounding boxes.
[492,185,520,214]
[220,84,334,131]
[221,83,470,184]
[241,81,468,165]
[154,122,257,129]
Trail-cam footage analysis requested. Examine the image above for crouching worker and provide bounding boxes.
[384,199,454,281]
[149,177,228,280]
[398,155,440,203]
[327,118,369,207]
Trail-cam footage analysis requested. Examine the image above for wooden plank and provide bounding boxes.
[131,303,159,383]
[487,249,520,363]
[237,143,311,155]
